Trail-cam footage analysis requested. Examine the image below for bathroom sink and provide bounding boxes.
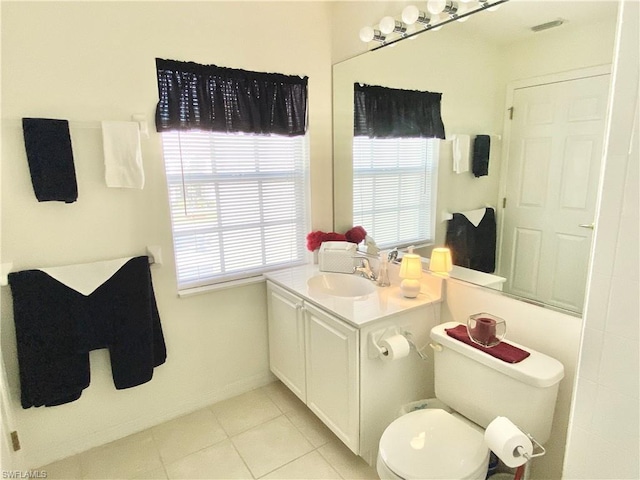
[307,273,376,298]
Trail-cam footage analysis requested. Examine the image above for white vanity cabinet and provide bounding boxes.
[265,266,443,464]
[266,281,360,452]
[266,282,307,402]
[304,301,359,452]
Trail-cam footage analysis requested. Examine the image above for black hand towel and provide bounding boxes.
[472,134,491,178]
[445,207,496,273]
[22,118,78,203]
[8,256,167,408]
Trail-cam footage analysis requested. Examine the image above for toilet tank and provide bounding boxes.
[430,322,564,444]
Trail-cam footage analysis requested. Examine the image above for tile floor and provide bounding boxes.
[39,381,380,480]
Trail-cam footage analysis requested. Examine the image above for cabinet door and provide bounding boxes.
[304,303,360,454]
[266,282,306,402]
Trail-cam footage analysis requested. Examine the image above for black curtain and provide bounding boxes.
[155,58,308,136]
[354,83,445,139]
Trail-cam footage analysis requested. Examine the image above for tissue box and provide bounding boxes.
[319,241,357,274]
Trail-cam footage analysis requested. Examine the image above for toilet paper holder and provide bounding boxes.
[369,327,428,360]
[518,432,546,462]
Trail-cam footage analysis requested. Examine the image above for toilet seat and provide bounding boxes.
[378,409,489,480]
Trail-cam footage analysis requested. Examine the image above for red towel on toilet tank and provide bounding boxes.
[445,325,530,363]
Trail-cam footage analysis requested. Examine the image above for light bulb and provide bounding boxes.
[402,5,420,25]
[428,0,458,16]
[359,26,375,42]
[427,0,446,14]
[403,5,432,27]
[379,16,396,34]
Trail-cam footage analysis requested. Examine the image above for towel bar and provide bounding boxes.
[0,245,162,286]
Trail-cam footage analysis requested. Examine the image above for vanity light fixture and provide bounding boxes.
[359,26,386,43]
[427,0,459,17]
[429,247,453,275]
[379,16,408,36]
[401,6,432,28]
[360,0,508,45]
[399,248,423,298]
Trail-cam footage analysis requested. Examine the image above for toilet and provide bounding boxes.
[377,321,565,480]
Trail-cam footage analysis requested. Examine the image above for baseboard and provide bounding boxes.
[26,371,276,469]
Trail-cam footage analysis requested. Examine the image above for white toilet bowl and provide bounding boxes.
[376,408,490,480]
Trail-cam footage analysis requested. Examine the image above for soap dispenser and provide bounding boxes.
[377,251,390,287]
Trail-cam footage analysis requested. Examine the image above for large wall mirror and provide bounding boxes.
[333,0,618,315]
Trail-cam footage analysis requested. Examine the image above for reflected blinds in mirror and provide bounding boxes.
[353,137,438,249]
[353,83,446,139]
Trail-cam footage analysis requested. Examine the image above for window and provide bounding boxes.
[161,130,308,289]
[353,136,438,249]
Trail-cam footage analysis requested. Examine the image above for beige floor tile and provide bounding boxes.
[261,381,306,413]
[79,430,163,479]
[165,439,253,479]
[261,451,341,479]
[231,416,314,478]
[152,408,227,463]
[318,440,379,480]
[285,405,336,448]
[210,388,282,436]
[39,455,82,479]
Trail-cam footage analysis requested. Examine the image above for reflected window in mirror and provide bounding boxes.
[352,83,445,250]
[353,137,439,249]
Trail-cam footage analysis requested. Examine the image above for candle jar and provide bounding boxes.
[466,313,506,347]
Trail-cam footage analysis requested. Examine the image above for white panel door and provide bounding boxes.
[304,302,359,454]
[502,74,610,312]
[266,282,306,402]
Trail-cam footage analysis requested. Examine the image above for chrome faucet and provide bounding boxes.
[354,257,377,281]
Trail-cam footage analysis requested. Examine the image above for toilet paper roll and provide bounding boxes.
[380,335,411,361]
[484,416,533,468]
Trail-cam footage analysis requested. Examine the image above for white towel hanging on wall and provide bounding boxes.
[451,134,471,174]
[101,121,144,189]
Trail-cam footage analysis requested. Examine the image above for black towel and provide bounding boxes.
[22,118,78,203]
[472,135,491,178]
[8,256,166,408]
[445,207,496,273]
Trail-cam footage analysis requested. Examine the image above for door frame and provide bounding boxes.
[496,64,612,276]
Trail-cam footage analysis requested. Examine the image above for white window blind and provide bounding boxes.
[353,137,438,249]
[161,130,309,289]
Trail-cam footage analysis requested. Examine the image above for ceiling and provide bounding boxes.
[453,0,619,45]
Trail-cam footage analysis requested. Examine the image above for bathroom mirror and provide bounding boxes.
[333,0,618,315]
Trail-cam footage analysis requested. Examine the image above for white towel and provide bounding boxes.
[451,134,471,174]
[39,257,132,296]
[101,121,144,189]
[460,207,487,227]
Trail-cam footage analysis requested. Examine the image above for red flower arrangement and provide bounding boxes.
[306,226,367,252]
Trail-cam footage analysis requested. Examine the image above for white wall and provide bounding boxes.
[0,1,333,469]
[563,2,639,478]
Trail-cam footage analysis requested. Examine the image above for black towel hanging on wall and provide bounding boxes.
[8,256,166,408]
[472,134,491,177]
[445,207,496,273]
[22,118,78,203]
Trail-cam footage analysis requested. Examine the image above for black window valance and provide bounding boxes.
[354,83,446,139]
[155,58,308,136]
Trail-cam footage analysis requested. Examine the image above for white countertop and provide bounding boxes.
[264,263,443,328]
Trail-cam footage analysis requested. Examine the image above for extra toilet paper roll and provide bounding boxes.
[484,416,533,468]
[380,335,411,361]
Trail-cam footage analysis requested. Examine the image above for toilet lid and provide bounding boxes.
[379,409,489,480]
